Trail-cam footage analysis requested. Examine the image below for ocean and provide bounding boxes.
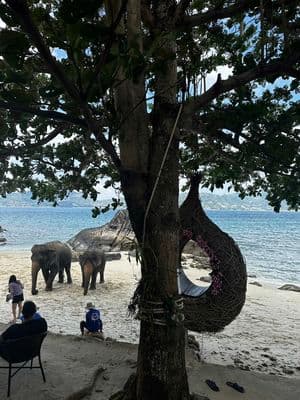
[0,207,299,285]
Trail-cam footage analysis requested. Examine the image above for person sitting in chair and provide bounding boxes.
[80,302,103,338]
[0,301,47,343]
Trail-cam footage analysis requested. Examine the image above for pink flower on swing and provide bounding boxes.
[182,229,193,240]
[211,271,223,296]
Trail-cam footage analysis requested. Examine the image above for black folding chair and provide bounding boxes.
[0,331,47,397]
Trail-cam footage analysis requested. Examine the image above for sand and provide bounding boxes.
[0,250,299,399]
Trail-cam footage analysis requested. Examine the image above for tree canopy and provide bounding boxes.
[0,0,299,211]
[0,2,299,399]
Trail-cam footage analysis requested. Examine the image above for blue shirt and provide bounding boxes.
[86,308,102,332]
[20,312,41,322]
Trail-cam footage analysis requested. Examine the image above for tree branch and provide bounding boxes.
[85,0,128,98]
[0,124,67,159]
[181,0,260,28]
[141,0,155,28]
[183,122,298,173]
[180,0,298,30]
[285,67,300,80]
[78,111,121,170]
[6,1,122,170]
[184,52,300,114]
[174,0,191,21]
[6,0,82,104]
[0,100,87,127]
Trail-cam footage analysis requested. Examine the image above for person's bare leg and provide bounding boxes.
[11,303,17,323]
[17,301,23,319]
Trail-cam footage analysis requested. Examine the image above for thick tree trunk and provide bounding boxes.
[137,321,188,400]
[111,1,190,398]
[124,158,190,400]
[123,63,189,400]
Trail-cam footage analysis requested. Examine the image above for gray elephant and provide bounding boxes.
[79,250,106,295]
[31,241,72,295]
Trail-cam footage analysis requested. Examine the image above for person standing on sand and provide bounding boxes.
[8,274,24,323]
[80,302,103,338]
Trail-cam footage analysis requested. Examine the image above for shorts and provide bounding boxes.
[12,294,24,304]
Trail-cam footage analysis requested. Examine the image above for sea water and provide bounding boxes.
[0,207,299,285]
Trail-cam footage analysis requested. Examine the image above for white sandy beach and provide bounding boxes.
[0,250,299,399]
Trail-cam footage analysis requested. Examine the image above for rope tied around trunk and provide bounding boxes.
[134,297,185,326]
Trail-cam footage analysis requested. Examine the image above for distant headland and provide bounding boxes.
[0,191,288,211]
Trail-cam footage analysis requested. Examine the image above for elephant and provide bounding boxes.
[79,250,106,295]
[31,241,72,295]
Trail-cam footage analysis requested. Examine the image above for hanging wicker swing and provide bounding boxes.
[179,174,247,333]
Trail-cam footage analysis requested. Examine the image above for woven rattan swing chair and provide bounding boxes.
[179,174,247,333]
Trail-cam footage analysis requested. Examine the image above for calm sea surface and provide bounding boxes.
[0,207,299,285]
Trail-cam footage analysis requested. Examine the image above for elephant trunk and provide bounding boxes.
[83,261,93,296]
[31,260,40,295]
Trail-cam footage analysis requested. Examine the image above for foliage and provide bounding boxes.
[0,1,299,211]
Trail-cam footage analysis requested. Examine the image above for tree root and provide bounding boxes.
[65,366,105,400]
[190,394,210,400]
[109,374,137,400]
[109,375,208,400]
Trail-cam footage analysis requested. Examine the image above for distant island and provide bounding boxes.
[0,191,287,211]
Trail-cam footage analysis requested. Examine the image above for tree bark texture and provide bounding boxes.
[112,2,190,399]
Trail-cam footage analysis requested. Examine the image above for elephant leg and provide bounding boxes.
[31,261,40,296]
[45,268,57,291]
[58,269,64,283]
[99,260,105,283]
[83,262,93,295]
[65,265,72,284]
[99,270,104,284]
[90,271,97,290]
[81,265,84,288]
[42,269,50,283]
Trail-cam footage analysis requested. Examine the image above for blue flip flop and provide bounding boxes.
[205,379,220,392]
[226,381,245,393]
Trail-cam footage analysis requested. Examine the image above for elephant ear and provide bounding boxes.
[31,244,43,258]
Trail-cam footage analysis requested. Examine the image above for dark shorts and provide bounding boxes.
[12,294,24,304]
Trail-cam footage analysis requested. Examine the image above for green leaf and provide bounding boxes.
[0,30,29,68]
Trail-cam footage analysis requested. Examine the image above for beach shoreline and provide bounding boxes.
[0,250,299,381]
[1,246,299,287]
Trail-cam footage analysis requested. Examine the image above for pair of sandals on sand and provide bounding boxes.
[206,379,245,393]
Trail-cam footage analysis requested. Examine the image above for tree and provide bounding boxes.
[0,1,299,399]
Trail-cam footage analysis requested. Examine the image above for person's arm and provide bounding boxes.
[85,311,91,330]
[16,280,24,289]
[42,318,48,331]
